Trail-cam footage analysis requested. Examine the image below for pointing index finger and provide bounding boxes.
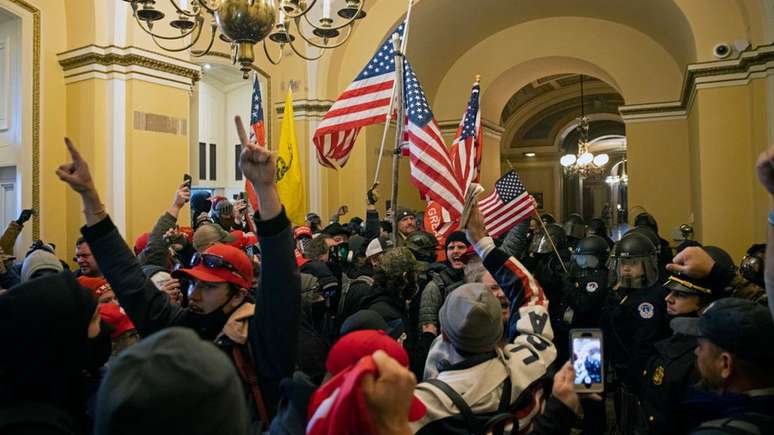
[64,138,83,162]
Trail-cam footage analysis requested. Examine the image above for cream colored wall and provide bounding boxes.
[626,119,693,243]
[506,159,561,220]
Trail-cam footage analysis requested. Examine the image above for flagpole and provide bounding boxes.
[371,0,415,189]
[389,32,405,247]
[533,208,568,274]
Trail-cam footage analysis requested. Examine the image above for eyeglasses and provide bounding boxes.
[190,253,247,282]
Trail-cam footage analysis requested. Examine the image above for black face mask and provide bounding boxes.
[186,294,235,341]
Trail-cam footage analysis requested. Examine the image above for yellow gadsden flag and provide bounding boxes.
[276,88,306,225]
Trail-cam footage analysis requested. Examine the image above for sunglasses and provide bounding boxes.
[190,253,247,282]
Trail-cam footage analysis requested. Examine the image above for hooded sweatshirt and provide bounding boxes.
[0,272,97,434]
[95,327,248,435]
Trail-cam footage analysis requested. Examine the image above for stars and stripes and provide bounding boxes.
[478,171,536,238]
[403,60,464,218]
[450,80,482,192]
[313,23,406,169]
[249,75,266,147]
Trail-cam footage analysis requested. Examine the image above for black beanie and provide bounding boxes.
[445,231,470,250]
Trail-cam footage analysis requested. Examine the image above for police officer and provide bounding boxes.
[603,231,670,433]
[639,246,735,434]
[564,213,587,249]
[523,222,570,311]
[634,212,673,277]
[560,235,611,331]
[587,217,614,249]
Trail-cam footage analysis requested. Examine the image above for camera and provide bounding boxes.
[713,43,732,59]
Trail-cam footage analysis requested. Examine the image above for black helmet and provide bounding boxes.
[529,223,567,254]
[608,232,659,289]
[626,226,662,255]
[564,213,587,240]
[405,231,438,263]
[587,218,609,238]
[740,244,765,287]
[540,213,556,225]
[634,212,659,234]
[571,235,610,271]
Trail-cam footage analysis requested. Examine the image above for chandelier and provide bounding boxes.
[124,0,367,78]
[560,75,609,176]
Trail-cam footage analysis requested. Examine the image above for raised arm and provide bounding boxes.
[138,183,190,267]
[755,145,774,318]
[57,138,183,336]
[235,116,301,402]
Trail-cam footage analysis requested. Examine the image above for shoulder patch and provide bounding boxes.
[652,365,664,385]
[585,281,599,293]
[638,302,655,319]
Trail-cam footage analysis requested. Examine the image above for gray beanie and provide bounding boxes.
[95,327,248,435]
[21,249,64,282]
[439,283,503,354]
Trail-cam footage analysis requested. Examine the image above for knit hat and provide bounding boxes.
[192,223,236,252]
[339,310,389,337]
[365,238,385,258]
[95,327,248,435]
[191,191,212,214]
[21,249,64,282]
[98,303,136,339]
[395,208,415,222]
[439,283,503,353]
[444,230,470,250]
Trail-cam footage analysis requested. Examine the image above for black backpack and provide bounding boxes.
[424,376,537,435]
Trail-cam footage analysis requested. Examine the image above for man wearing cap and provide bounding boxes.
[57,124,301,431]
[669,298,774,434]
[418,231,470,336]
[395,207,419,243]
[192,222,237,253]
[411,204,569,434]
[638,246,734,435]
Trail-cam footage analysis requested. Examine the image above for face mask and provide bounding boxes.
[186,293,235,341]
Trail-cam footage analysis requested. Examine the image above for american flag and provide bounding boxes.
[450,80,482,191]
[243,74,264,223]
[479,171,536,238]
[313,23,405,168]
[403,61,464,217]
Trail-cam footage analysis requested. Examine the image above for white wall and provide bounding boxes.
[224,82,251,198]
[197,79,225,189]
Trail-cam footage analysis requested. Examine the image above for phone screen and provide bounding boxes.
[571,330,604,392]
[183,174,192,188]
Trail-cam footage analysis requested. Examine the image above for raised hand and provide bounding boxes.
[666,246,715,279]
[172,183,191,209]
[56,138,96,194]
[235,115,276,187]
[361,350,416,435]
[17,209,34,225]
[464,202,488,245]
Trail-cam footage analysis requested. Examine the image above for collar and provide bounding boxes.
[219,302,255,344]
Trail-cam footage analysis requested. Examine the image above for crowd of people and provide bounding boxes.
[1,121,773,435]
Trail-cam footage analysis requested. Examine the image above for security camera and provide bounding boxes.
[713,43,732,59]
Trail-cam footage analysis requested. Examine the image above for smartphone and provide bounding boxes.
[570,328,604,392]
[239,192,246,201]
[232,194,239,200]
[183,173,192,188]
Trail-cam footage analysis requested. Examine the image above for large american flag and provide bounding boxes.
[403,61,464,217]
[450,80,482,191]
[313,23,405,168]
[479,171,536,238]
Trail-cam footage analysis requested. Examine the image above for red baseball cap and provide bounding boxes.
[98,303,136,339]
[293,226,312,240]
[176,243,255,289]
[229,230,258,250]
[77,276,113,298]
[326,329,425,422]
[134,232,150,256]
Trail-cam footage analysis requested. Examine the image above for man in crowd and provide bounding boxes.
[418,231,469,336]
[56,116,300,431]
[396,208,419,243]
[75,237,101,278]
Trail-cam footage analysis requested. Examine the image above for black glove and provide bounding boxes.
[17,209,33,225]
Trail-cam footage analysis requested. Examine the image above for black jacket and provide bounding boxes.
[639,333,698,434]
[81,210,301,422]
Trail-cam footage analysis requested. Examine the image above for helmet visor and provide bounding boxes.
[607,256,659,289]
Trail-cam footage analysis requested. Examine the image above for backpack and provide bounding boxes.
[693,413,774,435]
[424,376,538,435]
[337,274,374,316]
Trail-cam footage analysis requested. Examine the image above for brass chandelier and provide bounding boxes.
[124,0,367,78]
[560,75,609,176]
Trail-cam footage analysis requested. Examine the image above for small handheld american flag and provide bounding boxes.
[478,171,536,238]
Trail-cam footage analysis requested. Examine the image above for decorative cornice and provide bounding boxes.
[620,43,774,123]
[58,45,201,90]
[275,99,334,120]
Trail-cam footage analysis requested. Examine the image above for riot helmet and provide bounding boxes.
[405,231,439,263]
[540,213,557,225]
[608,232,659,289]
[587,218,609,238]
[627,226,662,256]
[634,212,659,234]
[529,223,567,255]
[740,244,765,287]
[564,213,587,240]
[571,235,610,272]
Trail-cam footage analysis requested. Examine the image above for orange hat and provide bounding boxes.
[77,276,113,298]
